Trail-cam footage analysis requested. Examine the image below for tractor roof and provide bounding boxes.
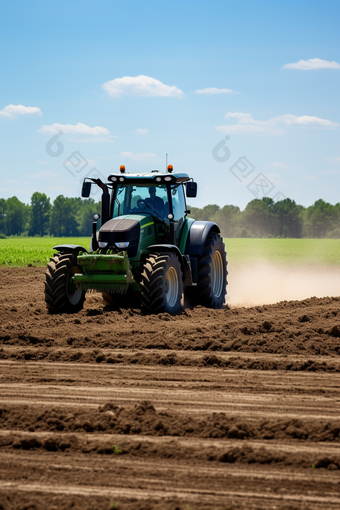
[107,171,190,184]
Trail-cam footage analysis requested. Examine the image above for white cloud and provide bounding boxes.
[85,159,97,166]
[9,189,30,196]
[216,112,272,134]
[67,136,115,143]
[28,171,58,178]
[120,151,158,162]
[322,168,340,175]
[282,58,340,70]
[102,75,184,98]
[276,114,337,127]
[1,182,31,198]
[195,87,236,94]
[48,185,70,192]
[133,128,149,135]
[215,112,339,135]
[326,156,340,164]
[38,122,110,136]
[0,104,42,119]
[269,161,293,170]
[301,175,317,181]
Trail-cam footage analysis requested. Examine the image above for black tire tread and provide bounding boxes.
[44,252,86,314]
[185,233,227,309]
[140,252,182,314]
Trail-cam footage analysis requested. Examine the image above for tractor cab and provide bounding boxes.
[109,178,188,246]
[81,168,195,257]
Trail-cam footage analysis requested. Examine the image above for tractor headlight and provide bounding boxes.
[98,241,108,248]
[115,242,129,249]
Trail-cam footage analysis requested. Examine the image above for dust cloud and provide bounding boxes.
[227,263,340,307]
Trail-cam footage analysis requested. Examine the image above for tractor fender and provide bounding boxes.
[147,244,181,256]
[53,244,88,255]
[147,244,192,284]
[184,221,220,257]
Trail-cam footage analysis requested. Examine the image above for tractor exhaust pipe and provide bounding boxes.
[91,215,99,251]
[101,189,110,226]
[90,178,109,226]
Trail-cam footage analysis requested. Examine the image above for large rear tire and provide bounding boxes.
[184,233,227,308]
[45,252,86,313]
[140,252,183,314]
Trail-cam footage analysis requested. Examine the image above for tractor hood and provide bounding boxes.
[98,214,153,258]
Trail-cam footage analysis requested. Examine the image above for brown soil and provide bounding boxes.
[1,266,340,509]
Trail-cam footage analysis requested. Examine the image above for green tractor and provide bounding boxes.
[45,165,228,314]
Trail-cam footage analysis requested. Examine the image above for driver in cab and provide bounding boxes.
[138,187,165,215]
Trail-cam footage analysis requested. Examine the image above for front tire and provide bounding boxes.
[185,233,227,308]
[45,252,86,313]
[140,252,183,314]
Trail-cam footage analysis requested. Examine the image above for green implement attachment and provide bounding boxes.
[73,250,138,294]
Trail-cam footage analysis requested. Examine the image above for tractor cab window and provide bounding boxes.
[113,185,128,217]
[171,184,186,245]
[112,184,169,220]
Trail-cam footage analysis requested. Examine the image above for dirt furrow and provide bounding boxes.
[0,374,339,421]
[1,430,340,457]
[2,480,340,507]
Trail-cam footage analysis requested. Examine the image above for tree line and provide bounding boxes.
[0,193,100,237]
[0,193,340,238]
[190,197,340,238]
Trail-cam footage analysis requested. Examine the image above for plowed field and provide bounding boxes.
[1,266,340,509]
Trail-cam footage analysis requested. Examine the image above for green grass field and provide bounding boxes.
[0,237,90,267]
[224,238,340,266]
[0,237,340,267]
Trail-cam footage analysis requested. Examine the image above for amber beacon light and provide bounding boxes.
[120,165,126,173]
[167,164,173,173]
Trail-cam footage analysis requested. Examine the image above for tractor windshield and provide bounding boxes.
[112,184,169,220]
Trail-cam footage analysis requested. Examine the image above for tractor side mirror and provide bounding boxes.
[81,181,91,198]
[186,181,197,198]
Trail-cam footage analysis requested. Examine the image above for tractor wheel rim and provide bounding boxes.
[165,266,179,308]
[68,267,83,305]
[211,250,224,298]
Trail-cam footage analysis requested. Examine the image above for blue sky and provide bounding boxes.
[0,0,339,209]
